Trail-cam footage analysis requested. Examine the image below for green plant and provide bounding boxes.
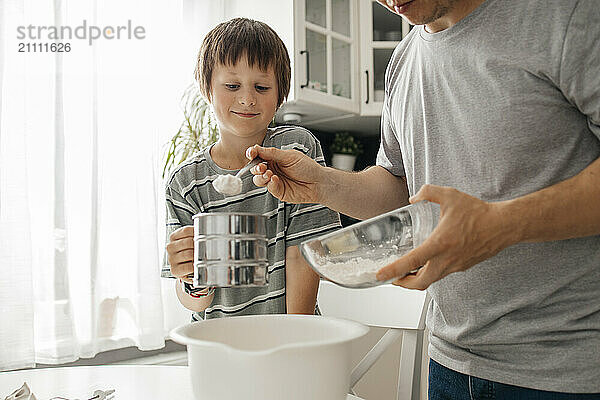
[162,83,219,178]
[329,132,363,156]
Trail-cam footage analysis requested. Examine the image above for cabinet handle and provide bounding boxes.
[365,70,370,104]
[300,50,310,89]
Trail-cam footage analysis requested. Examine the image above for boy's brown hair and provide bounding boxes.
[195,18,291,107]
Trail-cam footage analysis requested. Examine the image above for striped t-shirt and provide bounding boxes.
[161,125,341,319]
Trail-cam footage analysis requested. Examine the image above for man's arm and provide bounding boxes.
[316,166,409,220]
[285,246,320,314]
[504,157,600,243]
[248,145,409,220]
[377,157,600,289]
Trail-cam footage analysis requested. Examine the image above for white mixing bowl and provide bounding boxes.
[170,314,369,400]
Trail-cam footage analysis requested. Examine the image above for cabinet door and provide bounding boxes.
[359,0,411,116]
[294,0,359,113]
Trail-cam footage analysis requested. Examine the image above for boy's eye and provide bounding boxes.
[255,85,270,92]
[225,84,239,90]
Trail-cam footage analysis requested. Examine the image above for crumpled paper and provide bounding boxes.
[4,383,37,400]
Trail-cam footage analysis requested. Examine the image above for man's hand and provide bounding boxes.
[376,184,517,290]
[247,145,324,204]
[166,226,194,283]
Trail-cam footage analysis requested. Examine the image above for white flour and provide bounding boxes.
[316,253,403,286]
[213,174,243,196]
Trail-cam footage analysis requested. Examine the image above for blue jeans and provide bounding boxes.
[428,359,600,400]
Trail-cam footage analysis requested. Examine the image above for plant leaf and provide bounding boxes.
[161,84,220,178]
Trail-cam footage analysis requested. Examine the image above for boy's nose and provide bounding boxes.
[238,92,256,107]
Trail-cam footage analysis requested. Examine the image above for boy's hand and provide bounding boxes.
[166,226,195,283]
[247,145,324,204]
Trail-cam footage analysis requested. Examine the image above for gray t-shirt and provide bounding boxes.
[377,0,600,393]
[163,126,341,319]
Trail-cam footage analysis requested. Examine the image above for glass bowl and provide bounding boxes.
[299,201,436,288]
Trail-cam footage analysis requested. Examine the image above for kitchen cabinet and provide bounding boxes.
[359,0,411,116]
[295,0,360,114]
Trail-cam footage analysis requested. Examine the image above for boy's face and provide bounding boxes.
[210,55,279,141]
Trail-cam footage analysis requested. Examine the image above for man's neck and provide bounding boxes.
[425,0,485,33]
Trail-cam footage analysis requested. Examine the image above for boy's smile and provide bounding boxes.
[210,54,278,144]
[232,111,260,118]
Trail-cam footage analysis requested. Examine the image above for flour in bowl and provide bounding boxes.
[315,253,403,286]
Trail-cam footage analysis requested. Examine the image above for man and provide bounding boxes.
[247,0,600,398]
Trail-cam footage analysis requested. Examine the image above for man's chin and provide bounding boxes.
[399,13,429,26]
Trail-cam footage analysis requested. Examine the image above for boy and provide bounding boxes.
[162,18,340,320]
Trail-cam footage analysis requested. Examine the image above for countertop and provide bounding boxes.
[0,365,365,399]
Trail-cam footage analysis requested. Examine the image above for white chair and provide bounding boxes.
[317,280,430,400]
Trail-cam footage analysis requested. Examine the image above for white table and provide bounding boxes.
[0,365,364,399]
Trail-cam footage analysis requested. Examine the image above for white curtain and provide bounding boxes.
[0,0,197,370]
